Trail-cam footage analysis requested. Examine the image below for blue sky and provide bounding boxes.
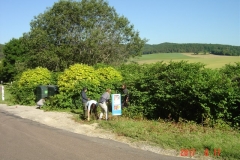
[0,0,239,46]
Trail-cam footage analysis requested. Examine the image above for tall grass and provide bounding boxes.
[0,85,13,105]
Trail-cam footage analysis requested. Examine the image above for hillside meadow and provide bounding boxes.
[130,53,240,68]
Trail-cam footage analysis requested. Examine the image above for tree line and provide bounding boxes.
[143,42,240,56]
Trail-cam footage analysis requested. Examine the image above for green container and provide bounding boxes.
[47,85,59,97]
[35,85,48,102]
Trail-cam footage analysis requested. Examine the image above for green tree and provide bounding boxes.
[22,0,147,71]
[0,38,27,82]
[0,44,4,59]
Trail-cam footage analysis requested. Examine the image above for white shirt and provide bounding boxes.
[37,99,45,106]
[86,100,97,111]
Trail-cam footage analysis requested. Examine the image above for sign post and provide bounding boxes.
[1,85,4,101]
[111,94,122,116]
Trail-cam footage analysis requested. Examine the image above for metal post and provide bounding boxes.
[2,85,4,101]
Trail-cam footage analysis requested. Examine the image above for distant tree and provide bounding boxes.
[22,0,147,71]
[0,38,27,82]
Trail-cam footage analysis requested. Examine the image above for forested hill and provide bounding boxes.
[143,43,240,56]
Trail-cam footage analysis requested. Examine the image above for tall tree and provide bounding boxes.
[0,38,27,82]
[22,0,147,71]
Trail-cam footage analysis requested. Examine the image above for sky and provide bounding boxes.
[0,0,239,46]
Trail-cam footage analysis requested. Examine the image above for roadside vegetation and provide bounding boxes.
[98,116,240,160]
[2,61,240,160]
[0,1,239,160]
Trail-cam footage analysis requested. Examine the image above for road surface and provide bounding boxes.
[0,109,187,160]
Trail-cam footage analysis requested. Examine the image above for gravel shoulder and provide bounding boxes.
[0,104,199,159]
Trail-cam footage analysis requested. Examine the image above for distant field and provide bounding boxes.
[130,53,240,68]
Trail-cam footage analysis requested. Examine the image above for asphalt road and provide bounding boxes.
[0,109,187,160]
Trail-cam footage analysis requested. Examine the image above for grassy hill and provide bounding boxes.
[130,53,240,69]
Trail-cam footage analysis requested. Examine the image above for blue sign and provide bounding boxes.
[111,94,122,115]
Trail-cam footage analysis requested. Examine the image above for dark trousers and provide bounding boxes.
[90,105,98,120]
[82,102,87,118]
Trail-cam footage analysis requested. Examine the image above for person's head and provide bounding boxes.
[83,87,87,92]
[122,84,126,89]
[106,88,111,93]
[91,103,97,110]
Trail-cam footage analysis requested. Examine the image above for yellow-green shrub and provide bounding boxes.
[18,67,51,87]
[52,64,100,109]
[10,67,51,105]
[96,66,122,82]
[96,67,123,92]
[58,63,99,93]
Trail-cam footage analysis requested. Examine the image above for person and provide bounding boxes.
[86,100,98,121]
[36,98,45,109]
[81,87,89,119]
[122,84,129,108]
[98,89,111,120]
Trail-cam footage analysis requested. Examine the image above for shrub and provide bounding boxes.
[96,66,123,92]
[10,67,51,105]
[50,64,100,109]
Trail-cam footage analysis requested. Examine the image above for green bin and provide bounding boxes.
[35,85,48,102]
[47,85,59,97]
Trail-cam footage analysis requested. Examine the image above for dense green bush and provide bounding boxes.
[146,62,234,124]
[116,63,151,107]
[117,61,240,127]
[219,62,240,127]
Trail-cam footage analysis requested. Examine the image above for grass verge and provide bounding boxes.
[96,117,240,160]
[0,85,14,105]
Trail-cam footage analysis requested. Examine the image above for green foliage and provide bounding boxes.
[22,0,146,71]
[53,63,99,109]
[58,63,99,95]
[0,84,14,105]
[143,43,240,56]
[18,67,51,87]
[9,67,51,105]
[96,66,123,92]
[116,62,151,106]
[0,44,4,59]
[98,118,240,160]
[145,62,231,123]
[0,38,27,82]
[219,62,240,127]
[117,61,240,128]
[48,63,123,109]
[122,106,144,120]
